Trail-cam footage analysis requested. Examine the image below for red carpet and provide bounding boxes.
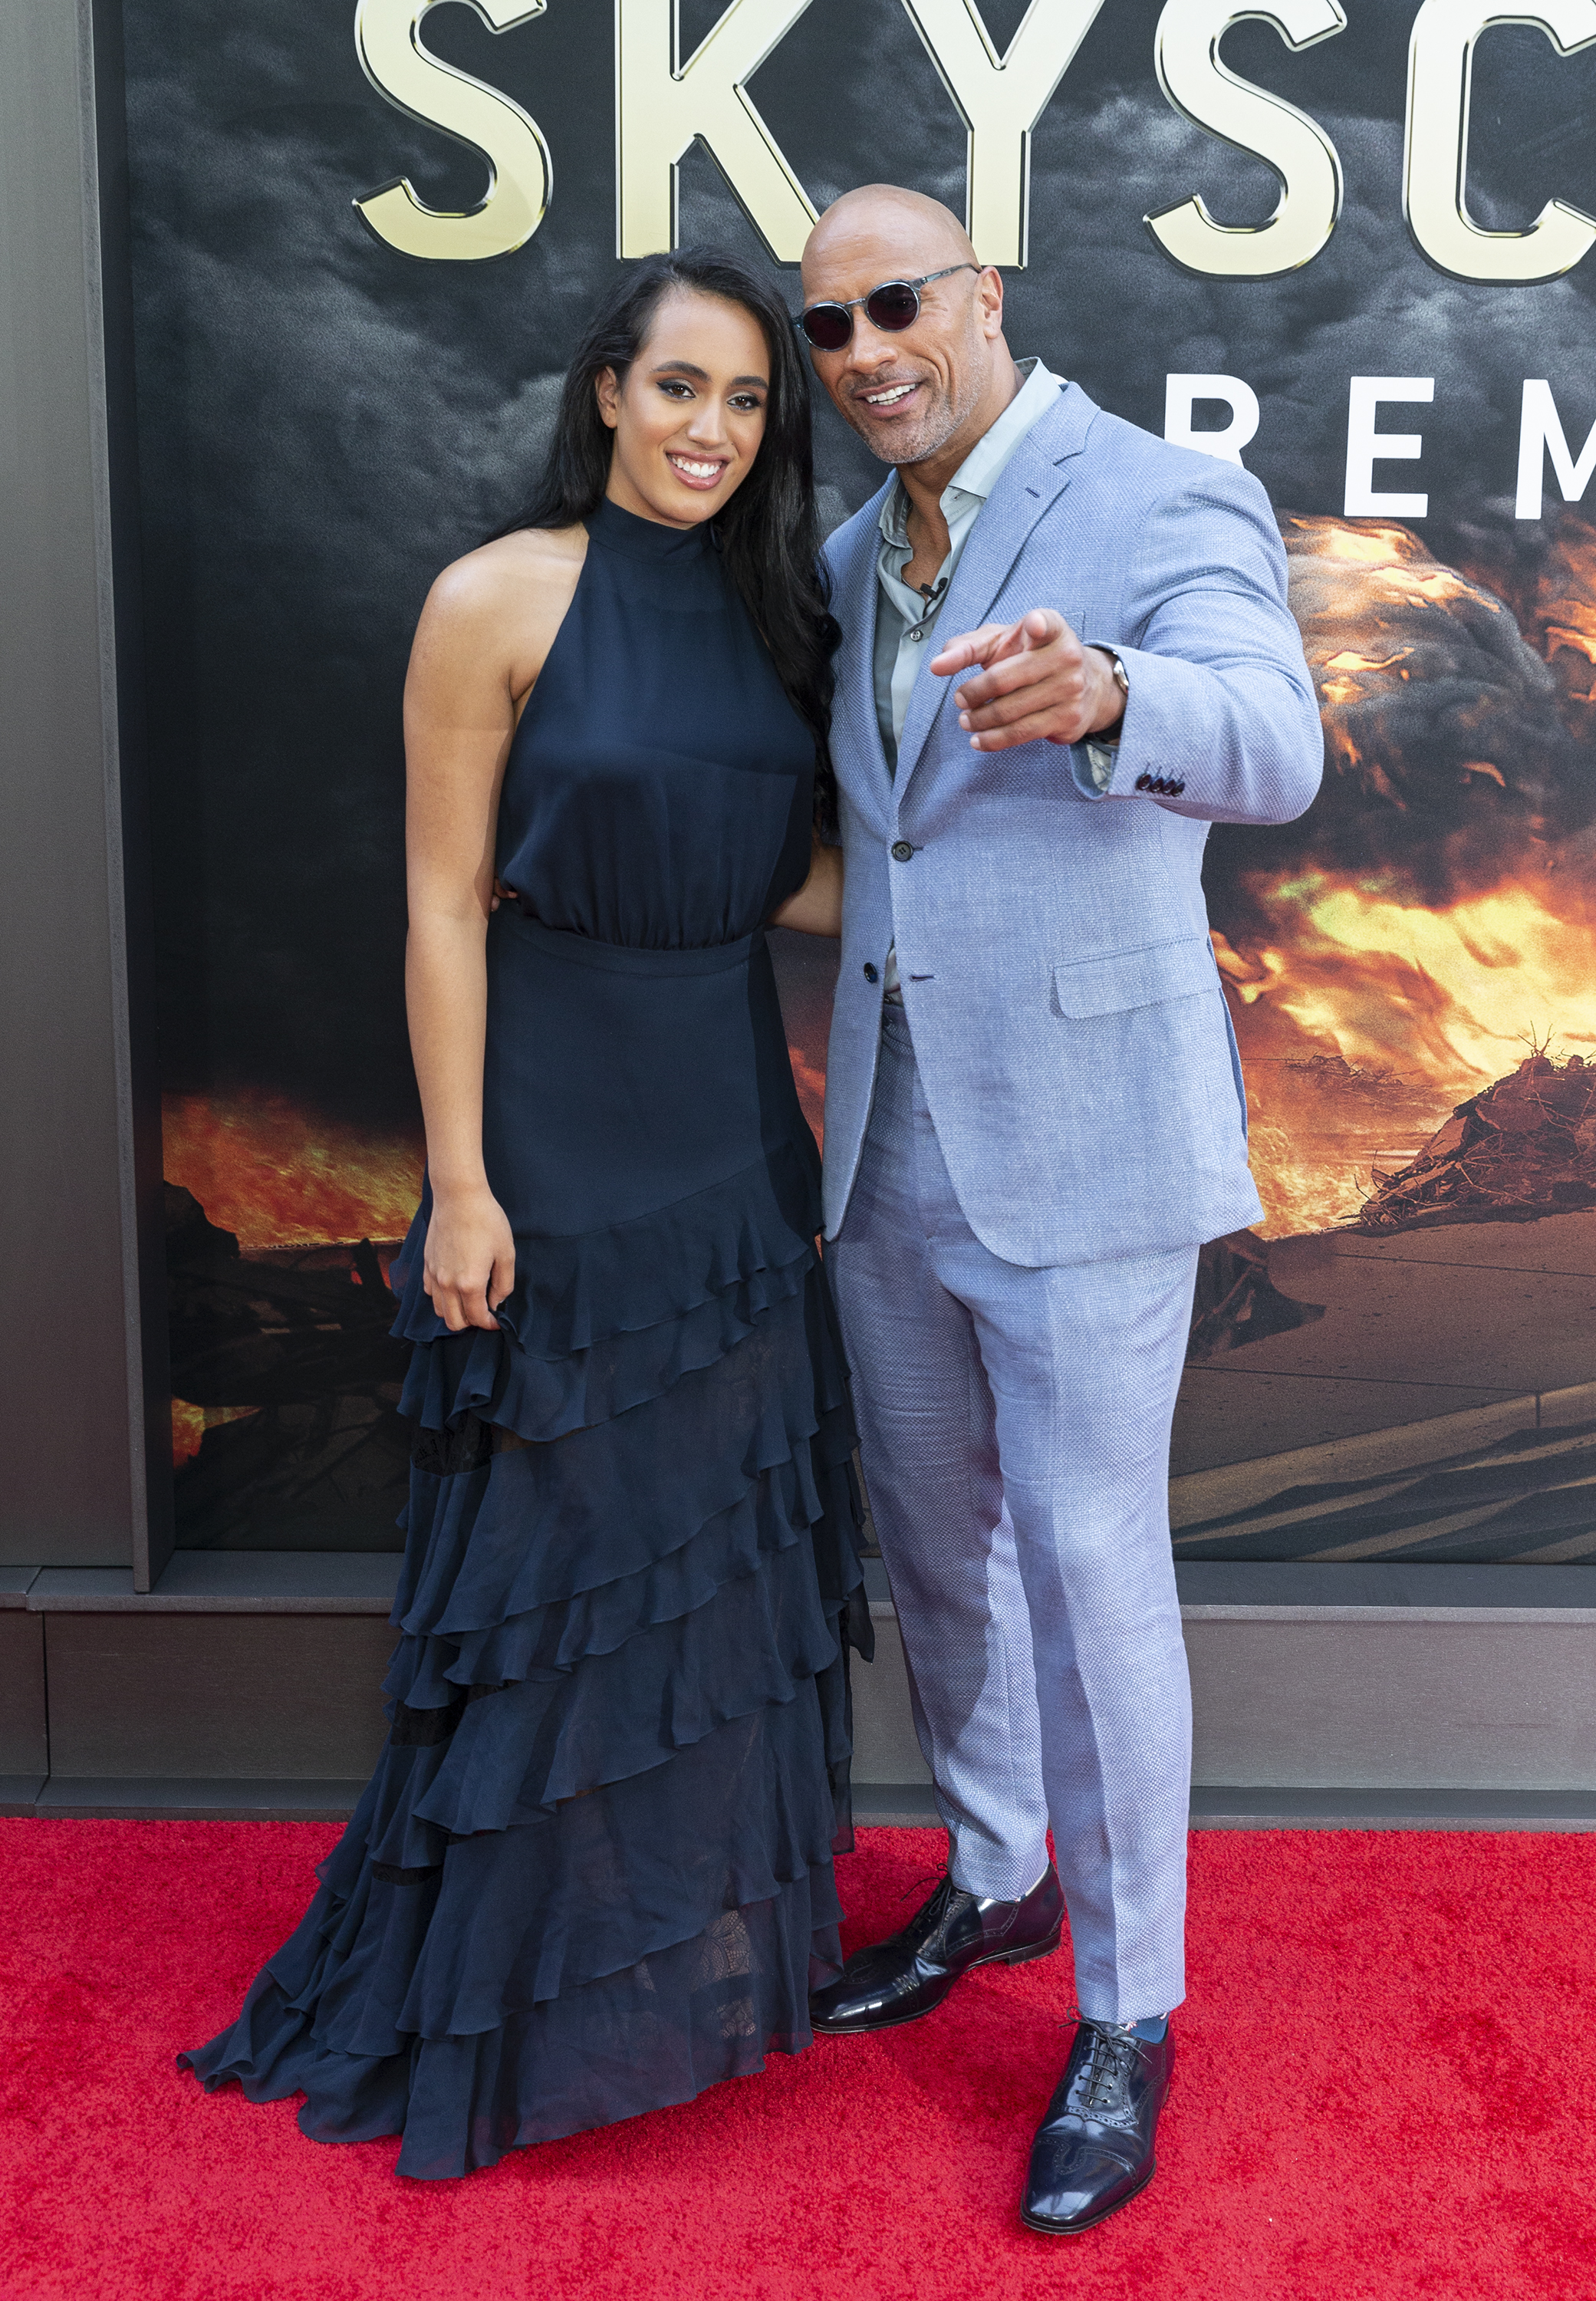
[1,1819,1591,2299]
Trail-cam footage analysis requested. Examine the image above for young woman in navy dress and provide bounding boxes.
[181,250,865,2178]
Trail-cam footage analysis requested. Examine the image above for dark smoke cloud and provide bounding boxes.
[123,0,1596,1117]
[1207,514,1590,949]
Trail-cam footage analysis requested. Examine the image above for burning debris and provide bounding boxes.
[166,1182,413,1548]
[1186,1229,1325,1361]
[166,1183,408,1403]
[1278,1051,1433,1105]
[1441,505,1596,743]
[1274,515,1585,888]
[1355,1051,1596,1233]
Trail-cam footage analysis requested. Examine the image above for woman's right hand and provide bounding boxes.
[768,831,843,937]
[423,1185,517,1332]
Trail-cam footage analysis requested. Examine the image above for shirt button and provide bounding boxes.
[890,841,913,862]
[863,962,880,983]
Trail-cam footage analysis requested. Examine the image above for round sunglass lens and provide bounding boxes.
[866,282,920,331]
[801,304,852,351]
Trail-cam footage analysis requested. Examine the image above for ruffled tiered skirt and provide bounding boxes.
[180,917,868,2178]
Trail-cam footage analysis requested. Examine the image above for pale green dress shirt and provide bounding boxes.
[870,358,1116,995]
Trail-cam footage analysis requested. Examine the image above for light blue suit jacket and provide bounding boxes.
[821,380,1324,1267]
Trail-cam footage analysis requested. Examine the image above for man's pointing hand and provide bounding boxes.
[930,608,1124,752]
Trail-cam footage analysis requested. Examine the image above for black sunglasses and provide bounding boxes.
[795,264,982,352]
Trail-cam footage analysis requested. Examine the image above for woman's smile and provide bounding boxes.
[665,449,730,490]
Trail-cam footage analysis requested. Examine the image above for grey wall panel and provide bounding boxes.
[45,1613,393,1779]
[0,0,155,1571]
[1186,1618,1596,1791]
[0,1614,48,1776]
[22,1597,1596,1800]
[88,0,172,1590]
[855,1600,1596,1797]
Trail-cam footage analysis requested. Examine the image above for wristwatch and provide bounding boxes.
[1100,647,1130,739]
[1078,649,1128,792]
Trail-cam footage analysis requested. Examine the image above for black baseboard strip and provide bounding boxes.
[24,1555,401,1612]
[853,1782,942,1826]
[28,1777,367,1822]
[7,1776,1595,1830]
[854,1783,1596,1833]
[1190,1785,1596,1830]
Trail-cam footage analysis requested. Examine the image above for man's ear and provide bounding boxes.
[978,265,1004,341]
[595,365,621,431]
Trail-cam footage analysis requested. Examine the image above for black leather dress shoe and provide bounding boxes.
[1021,2016,1173,2235]
[809,1866,1064,2035]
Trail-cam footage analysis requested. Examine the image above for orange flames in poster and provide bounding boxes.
[787,1044,827,1147]
[162,1090,424,1253]
[170,1397,256,1467]
[1218,515,1596,1235]
[1221,874,1596,1234]
[162,1094,423,1463]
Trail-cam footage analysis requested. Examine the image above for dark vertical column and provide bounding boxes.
[0,0,169,1582]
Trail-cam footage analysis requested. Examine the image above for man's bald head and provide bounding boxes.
[802,186,977,293]
[799,184,1013,477]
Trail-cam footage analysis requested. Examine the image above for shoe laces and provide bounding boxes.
[897,1871,946,1907]
[1075,2018,1138,2115]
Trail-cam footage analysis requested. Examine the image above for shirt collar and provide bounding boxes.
[878,357,1061,545]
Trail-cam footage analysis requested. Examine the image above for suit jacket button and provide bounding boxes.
[863,962,880,983]
[1171,779,1186,794]
[1134,772,1152,792]
[890,840,913,861]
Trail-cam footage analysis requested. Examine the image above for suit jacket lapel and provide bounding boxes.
[828,486,893,834]
[892,385,1097,803]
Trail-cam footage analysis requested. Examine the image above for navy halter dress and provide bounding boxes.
[179,498,868,2178]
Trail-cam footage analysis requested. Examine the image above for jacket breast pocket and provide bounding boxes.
[1052,934,1219,1018]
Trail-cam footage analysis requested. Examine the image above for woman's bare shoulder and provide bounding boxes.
[423,523,587,625]
[410,527,589,703]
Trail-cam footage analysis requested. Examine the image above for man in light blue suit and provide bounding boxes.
[798,187,1322,2236]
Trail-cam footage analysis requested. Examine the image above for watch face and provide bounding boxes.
[1112,655,1130,696]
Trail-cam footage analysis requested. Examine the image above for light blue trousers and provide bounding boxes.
[828,1006,1196,2023]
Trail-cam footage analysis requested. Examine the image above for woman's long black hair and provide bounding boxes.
[492,249,839,821]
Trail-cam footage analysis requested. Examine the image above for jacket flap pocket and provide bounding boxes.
[1053,935,1218,1019]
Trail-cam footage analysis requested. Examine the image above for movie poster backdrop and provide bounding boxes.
[130,0,1596,1560]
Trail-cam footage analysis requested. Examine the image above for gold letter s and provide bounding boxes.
[354,0,552,262]
[1146,0,1346,278]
